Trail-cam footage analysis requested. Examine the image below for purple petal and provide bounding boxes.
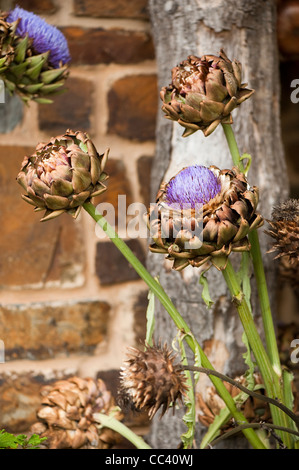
[7,6,71,68]
[165,165,221,209]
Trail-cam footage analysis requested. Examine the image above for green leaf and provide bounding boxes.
[22,434,47,449]
[41,67,66,84]
[236,252,252,314]
[14,36,29,64]
[79,141,88,153]
[0,430,19,449]
[200,406,231,449]
[93,410,151,449]
[0,429,46,449]
[33,97,53,104]
[240,153,252,176]
[0,56,7,67]
[145,287,155,347]
[282,369,299,442]
[40,80,65,94]
[199,271,214,308]
[174,331,201,449]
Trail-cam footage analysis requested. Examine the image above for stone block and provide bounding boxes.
[73,0,149,19]
[0,370,76,433]
[61,27,154,65]
[0,299,110,360]
[137,155,154,206]
[96,239,145,285]
[108,75,158,141]
[0,145,85,289]
[93,158,134,230]
[12,0,58,14]
[38,76,93,134]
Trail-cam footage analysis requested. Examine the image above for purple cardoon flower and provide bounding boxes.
[165,165,221,209]
[7,6,71,68]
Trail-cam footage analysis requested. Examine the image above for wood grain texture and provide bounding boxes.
[147,0,289,448]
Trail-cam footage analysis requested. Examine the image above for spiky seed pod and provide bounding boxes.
[30,376,123,449]
[147,165,263,271]
[160,49,254,137]
[0,7,70,103]
[119,344,189,419]
[265,199,299,264]
[197,373,272,431]
[17,129,109,222]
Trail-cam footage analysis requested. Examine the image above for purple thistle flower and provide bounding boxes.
[7,6,71,68]
[165,165,221,209]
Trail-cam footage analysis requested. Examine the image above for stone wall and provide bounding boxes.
[0,0,298,445]
[0,0,155,438]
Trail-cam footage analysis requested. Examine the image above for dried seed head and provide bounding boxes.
[30,376,123,449]
[265,199,299,263]
[119,343,189,420]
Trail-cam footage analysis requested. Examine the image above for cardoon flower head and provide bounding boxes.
[147,165,263,271]
[7,6,70,68]
[0,7,70,102]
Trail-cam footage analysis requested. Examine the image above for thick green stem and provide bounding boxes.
[184,365,299,427]
[221,123,282,374]
[221,123,245,171]
[209,423,299,449]
[222,260,293,448]
[248,229,281,375]
[93,413,151,449]
[83,202,266,449]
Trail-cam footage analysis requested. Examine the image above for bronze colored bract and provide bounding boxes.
[119,344,188,420]
[160,49,254,137]
[147,165,263,271]
[17,130,109,222]
[30,376,123,449]
[265,198,299,264]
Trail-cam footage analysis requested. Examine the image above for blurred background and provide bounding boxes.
[0,0,298,447]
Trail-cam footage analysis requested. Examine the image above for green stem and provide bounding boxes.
[208,423,299,449]
[222,260,293,448]
[221,123,245,171]
[183,365,299,427]
[83,202,266,449]
[248,229,282,375]
[93,413,151,449]
[221,123,281,374]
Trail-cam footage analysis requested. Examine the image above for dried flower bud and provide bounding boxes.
[119,344,189,419]
[160,49,254,137]
[17,129,109,222]
[30,376,123,449]
[265,199,299,264]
